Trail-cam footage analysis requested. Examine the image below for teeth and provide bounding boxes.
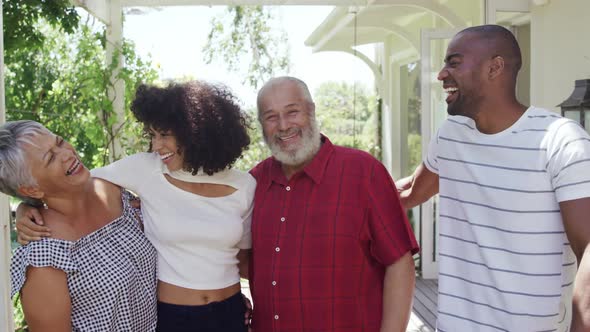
[160,152,174,160]
[278,133,297,141]
[66,160,80,176]
[444,87,458,93]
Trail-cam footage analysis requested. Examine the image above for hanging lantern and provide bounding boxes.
[558,79,590,133]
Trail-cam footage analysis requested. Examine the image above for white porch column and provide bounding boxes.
[106,0,126,162]
[390,57,408,181]
[380,36,408,181]
[0,1,15,330]
[379,38,394,175]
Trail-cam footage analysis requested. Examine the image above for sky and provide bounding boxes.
[123,6,375,108]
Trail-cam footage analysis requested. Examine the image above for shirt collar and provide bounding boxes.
[269,134,334,185]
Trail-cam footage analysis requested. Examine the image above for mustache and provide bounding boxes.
[273,128,300,140]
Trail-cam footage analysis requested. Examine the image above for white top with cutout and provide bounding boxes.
[92,152,255,290]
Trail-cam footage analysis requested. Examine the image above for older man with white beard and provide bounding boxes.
[248,76,419,332]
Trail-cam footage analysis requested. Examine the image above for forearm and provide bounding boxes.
[560,198,590,331]
[399,163,439,209]
[380,252,415,332]
[571,246,590,331]
[237,249,251,279]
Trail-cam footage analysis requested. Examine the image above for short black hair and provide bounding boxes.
[131,81,251,175]
[459,24,522,78]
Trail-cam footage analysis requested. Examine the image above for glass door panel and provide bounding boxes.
[419,28,460,279]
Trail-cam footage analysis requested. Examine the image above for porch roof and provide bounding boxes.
[304,1,530,56]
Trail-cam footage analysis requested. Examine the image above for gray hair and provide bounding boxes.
[256,76,314,121]
[0,120,49,207]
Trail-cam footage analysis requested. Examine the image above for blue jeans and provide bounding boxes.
[156,291,248,332]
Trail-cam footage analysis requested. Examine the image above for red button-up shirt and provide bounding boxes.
[249,136,419,332]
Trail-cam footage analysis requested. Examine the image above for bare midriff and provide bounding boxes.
[157,281,241,305]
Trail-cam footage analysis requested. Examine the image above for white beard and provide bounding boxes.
[264,116,321,167]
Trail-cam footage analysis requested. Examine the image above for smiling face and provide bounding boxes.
[258,80,321,167]
[21,130,89,200]
[438,32,489,118]
[148,127,184,171]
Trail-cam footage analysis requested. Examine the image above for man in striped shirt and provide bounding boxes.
[398,25,590,331]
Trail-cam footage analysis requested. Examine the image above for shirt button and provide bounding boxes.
[275,247,280,252]
[286,186,291,191]
[272,281,277,286]
[274,315,279,320]
[280,217,285,222]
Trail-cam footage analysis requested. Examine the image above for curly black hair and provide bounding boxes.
[131,81,251,175]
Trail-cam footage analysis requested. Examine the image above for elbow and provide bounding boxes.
[572,280,590,330]
[572,301,590,331]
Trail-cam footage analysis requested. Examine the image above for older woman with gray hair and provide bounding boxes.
[0,120,157,331]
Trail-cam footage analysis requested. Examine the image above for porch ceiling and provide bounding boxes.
[121,0,372,6]
[305,0,480,54]
[305,5,432,52]
[72,0,401,25]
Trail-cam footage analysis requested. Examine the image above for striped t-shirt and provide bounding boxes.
[425,106,590,332]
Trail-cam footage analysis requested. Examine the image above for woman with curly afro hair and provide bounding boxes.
[17,81,256,332]
[132,81,251,175]
[96,81,255,332]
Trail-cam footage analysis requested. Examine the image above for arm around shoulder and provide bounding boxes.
[91,152,155,192]
[15,202,50,245]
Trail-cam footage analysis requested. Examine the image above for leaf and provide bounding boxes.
[202,6,291,89]
[5,12,158,170]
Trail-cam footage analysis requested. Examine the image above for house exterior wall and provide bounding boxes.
[530,0,590,112]
[515,23,531,106]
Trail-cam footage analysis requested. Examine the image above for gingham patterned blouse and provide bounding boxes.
[10,191,158,331]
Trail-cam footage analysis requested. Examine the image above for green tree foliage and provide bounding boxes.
[404,62,422,175]
[12,294,25,332]
[5,6,157,331]
[203,6,290,89]
[407,96,422,174]
[407,133,422,175]
[3,0,79,56]
[5,19,158,169]
[234,109,270,171]
[314,81,380,159]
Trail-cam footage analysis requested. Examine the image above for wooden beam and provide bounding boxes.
[309,7,364,53]
[340,48,383,93]
[306,0,465,55]
[105,0,126,162]
[361,23,420,51]
[74,0,111,24]
[121,0,371,6]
